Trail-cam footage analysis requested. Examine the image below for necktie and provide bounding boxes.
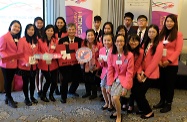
[118,54,121,60]
[70,40,73,43]
[138,31,142,38]
[95,32,98,40]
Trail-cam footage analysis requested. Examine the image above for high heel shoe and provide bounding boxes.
[140,113,154,119]
[110,113,117,119]
[40,94,49,102]
[153,100,165,109]
[49,95,56,102]
[8,100,17,108]
[31,97,38,104]
[24,98,32,106]
[5,98,18,105]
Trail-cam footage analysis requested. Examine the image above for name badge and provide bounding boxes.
[29,56,36,65]
[51,45,56,49]
[102,56,107,61]
[163,48,167,56]
[116,60,122,65]
[46,60,52,64]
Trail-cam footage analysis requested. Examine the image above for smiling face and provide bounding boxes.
[46,27,54,39]
[86,31,95,44]
[129,38,139,49]
[115,35,125,50]
[165,17,175,30]
[67,26,76,37]
[10,22,21,35]
[56,19,65,30]
[35,20,44,30]
[103,35,113,49]
[27,26,35,37]
[104,24,112,34]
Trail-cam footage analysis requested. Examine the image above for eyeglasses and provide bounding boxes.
[138,19,147,22]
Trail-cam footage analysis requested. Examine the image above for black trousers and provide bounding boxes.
[21,69,36,99]
[159,66,178,103]
[1,68,16,99]
[41,69,57,96]
[134,78,155,115]
[84,71,97,96]
[59,64,82,100]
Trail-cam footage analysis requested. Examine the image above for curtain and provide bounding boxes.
[45,0,66,25]
[107,0,125,34]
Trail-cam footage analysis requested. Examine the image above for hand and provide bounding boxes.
[121,90,127,97]
[97,58,103,63]
[78,61,84,65]
[137,74,142,82]
[35,60,38,64]
[162,60,169,67]
[25,63,30,67]
[63,42,69,45]
[159,61,163,67]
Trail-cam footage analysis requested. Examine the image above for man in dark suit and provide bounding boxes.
[58,23,83,103]
[93,15,102,42]
[124,12,136,37]
[136,15,149,46]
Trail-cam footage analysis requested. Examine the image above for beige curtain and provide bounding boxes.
[107,0,125,34]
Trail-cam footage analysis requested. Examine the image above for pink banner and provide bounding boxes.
[65,0,93,39]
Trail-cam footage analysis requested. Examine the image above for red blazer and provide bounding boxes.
[17,37,38,71]
[138,42,163,79]
[55,32,68,40]
[161,32,183,66]
[0,32,18,68]
[133,48,144,77]
[107,52,134,90]
[99,46,112,79]
[37,38,58,71]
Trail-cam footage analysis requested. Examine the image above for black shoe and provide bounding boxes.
[127,109,133,114]
[5,99,18,105]
[89,95,97,100]
[49,95,56,102]
[55,88,61,95]
[110,113,117,119]
[153,100,165,109]
[8,100,17,108]
[82,93,91,98]
[108,107,115,112]
[40,96,49,102]
[31,97,38,104]
[101,106,108,110]
[160,103,171,113]
[140,113,154,119]
[24,99,32,106]
[60,99,66,103]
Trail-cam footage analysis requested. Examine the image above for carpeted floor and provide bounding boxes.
[0,83,187,122]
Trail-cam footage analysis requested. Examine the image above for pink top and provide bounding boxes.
[99,46,112,79]
[0,32,18,68]
[107,52,134,90]
[161,32,183,66]
[37,38,58,71]
[17,37,38,71]
[138,42,163,79]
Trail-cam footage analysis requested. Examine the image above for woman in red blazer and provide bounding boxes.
[153,14,183,113]
[98,33,113,111]
[0,20,22,108]
[82,29,102,100]
[54,17,68,40]
[33,17,45,97]
[38,25,58,102]
[134,24,163,119]
[126,34,144,113]
[17,24,38,106]
[107,34,134,122]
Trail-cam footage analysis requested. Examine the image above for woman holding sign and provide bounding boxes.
[17,24,38,106]
[38,24,58,102]
[0,20,22,108]
[107,34,134,122]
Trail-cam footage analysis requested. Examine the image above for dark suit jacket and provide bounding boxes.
[95,29,102,42]
[58,36,82,48]
[136,28,148,46]
[127,26,136,37]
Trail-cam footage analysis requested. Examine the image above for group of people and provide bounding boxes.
[0,11,183,122]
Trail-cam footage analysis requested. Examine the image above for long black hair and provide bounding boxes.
[8,20,22,39]
[127,34,141,56]
[33,17,44,39]
[159,14,178,42]
[83,29,97,46]
[116,25,128,41]
[144,24,160,56]
[112,34,128,56]
[24,24,38,44]
[54,17,67,33]
[42,24,55,43]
